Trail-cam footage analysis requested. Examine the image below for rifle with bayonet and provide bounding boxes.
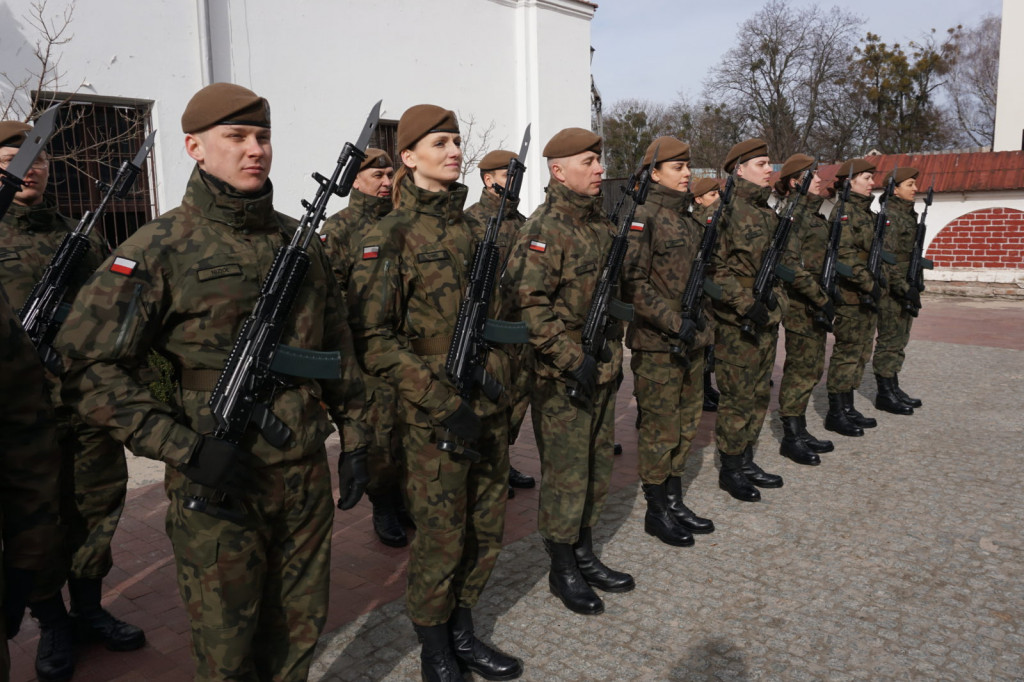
[902,184,934,317]
[183,101,382,523]
[438,125,531,462]
[859,171,896,311]
[20,130,156,372]
[815,177,850,332]
[0,105,60,222]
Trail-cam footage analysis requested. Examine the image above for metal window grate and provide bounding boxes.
[372,119,398,167]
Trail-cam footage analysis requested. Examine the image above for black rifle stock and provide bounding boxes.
[815,178,851,331]
[20,130,156,371]
[0,105,60,222]
[184,101,381,523]
[860,172,896,311]
[903,184,934,317]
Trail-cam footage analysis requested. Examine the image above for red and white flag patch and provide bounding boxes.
[319,233,327,243]
[362,245,380,260]
[630,221,644,232]
[109,257,137,276]
[528,240,547,253]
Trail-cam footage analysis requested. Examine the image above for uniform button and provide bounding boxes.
[288,441,296,449]
[242,229,250,235]
[246,203,255,211]
[447,219,454,225]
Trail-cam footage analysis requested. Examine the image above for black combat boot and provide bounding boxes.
[68,577,146,651]
[413,623,465,682]
[893,373,922,408]
[779,416,821,465]
[874,375,913,415]
[508,466,535,489]
[824,393,863,437]
[572,527,635,592]
[449,607,523,680]
[369,492,408,547]
[665,475,714,534]
[543,539,604,615]
[718,453,760,501]
[31,595,74,682]
[740,445,784,488]
[843,391,877,428]
[797,415,834,453]
[642,483,694,547]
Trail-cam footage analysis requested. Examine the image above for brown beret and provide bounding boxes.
[692,177,720,198]
[479,150,517,172]
[542,127,601,159]
[835,158,876,178]
[779,153,815,182]
[181,82,270,134]
[886,167,919,186]
[644,136,689,167]
[723,138,768,173]
[397,104,459,152]
[359,148,393,172]
[0,121,33,148]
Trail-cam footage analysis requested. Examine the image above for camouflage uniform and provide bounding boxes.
[503,179,623,543]
[826,191,878,393]
[622,182,714,484]
[872,194,917,378]
[349,177,510,626]
[57,167,368,681]
[710,177,786,457]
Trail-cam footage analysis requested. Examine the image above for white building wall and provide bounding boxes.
[993,0,1024,152]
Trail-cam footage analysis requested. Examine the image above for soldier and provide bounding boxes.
[775,154,836,466]
[0,120,144,681]
[690,177,721,413]
[56,83,370,681]
[504,127,634,616]
[709,138,785,502]
[824,158,882,437]
[349,105,522,682]
[622,136,715,548]
[465,149,536,496]
[871,167,922,414]
[320,148,410,548]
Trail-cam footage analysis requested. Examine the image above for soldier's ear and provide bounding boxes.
[400,148,417,173]
[549,160,566,184]
[185,133,205,165]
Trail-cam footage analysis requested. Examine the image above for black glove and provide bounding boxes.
[903,287,921,309]
[442,402,482,443]
[819,299,836,323]
[743,301,770,327]
[182,436,251,496]
[869,282,882,303]
[566,354,598,399]
[676,318,698,348]
[878,274,888,290]
[765,291,778,312]
[3,567,34,639]
[336,446,369,511]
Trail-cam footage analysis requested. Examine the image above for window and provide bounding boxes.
[372,119,398,167]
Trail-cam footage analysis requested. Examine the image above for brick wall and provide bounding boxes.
[926,207,1024,268]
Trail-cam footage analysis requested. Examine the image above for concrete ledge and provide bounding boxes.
[924,280,1024,298]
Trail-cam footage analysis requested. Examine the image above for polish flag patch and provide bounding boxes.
[319,233,327,243]
[528,240,547,253]
[841,215,849,222]
[362,245,380,260]
[630,221,644,232]
[109,257,137,276]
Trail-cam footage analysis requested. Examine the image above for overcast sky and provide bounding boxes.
[589,0,1003,108]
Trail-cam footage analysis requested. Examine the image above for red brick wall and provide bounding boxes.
[926,207,1024,268]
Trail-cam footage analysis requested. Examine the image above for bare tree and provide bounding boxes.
[601,99,679,177]
[945,14,1000,148]
[457,112,507,184]
[1,0,76,122]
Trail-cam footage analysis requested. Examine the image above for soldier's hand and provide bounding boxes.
[183,436,251,496]
[676,318,698,348]
[878,274,888,290]
[442,402,482,443]
[566,354,598,399]
[743,301,770,327]
[3,567,34,639]
[903,287,921,309]
[336,446,369,511]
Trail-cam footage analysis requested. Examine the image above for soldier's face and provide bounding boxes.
[353,166,394,198]
[894,177,917,202]
[554,151,604,196]
[185,125,272,194]
[736,156,772,187]
[0,145,49,206]
[402,132,463,192]
[694,190,719,207]
[652,160,691,193]
[792,171,822,196]
[849,171,874,196]
[484,168,509,195]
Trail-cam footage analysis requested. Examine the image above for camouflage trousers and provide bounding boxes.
[364,379,404,498]
[872,291,914,377]
[507,346,535,445]
[714,323,779,456]
[779,312,827,417]
[532,378,616,544]
[403,412,509,627]
[165,454,333,682]
[826,303,878,392]
[631,348,704,485]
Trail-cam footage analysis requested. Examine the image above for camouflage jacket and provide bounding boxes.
[709,177,786,328]
[464,187,526,267]
[779,193,830,308]
[831,191,877,304]
[691,199,718,227]
[882,195,918,298]
[349,176,509,424]
[502,179,623,384]
[56,167,368,469]
[623,182,714,352]
[319,188,392,300]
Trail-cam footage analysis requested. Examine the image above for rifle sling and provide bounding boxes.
[483,319,529,344]
[608,297,634,322]
[180,345,341,391]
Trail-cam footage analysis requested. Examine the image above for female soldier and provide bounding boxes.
[348,105,522,682]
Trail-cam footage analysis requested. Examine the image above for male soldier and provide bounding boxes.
[871,167,923,414]
[0,120,143,681]
[465,149,536,496]
[320,148,409,548]
[709,138,785,502]
[57,83,370,681]
[690,176,721,413]
[504,127,634,616]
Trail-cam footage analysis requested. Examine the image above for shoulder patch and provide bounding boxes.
[362,245,380,260]
[319,233,327,243]
[528,240,547,253]
[630,221,644,232]
[109,257,137,276]
[841,215,849,222]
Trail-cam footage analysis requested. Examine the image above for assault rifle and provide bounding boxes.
[565,149,655,400]
[903,184,934,317]
[184,101,382,522]
[815,177,851,331]
[740,166,814,336]
[0,105,60,222]
[20,130,156,371]
[860,171,896,311]
[438,125,531,462]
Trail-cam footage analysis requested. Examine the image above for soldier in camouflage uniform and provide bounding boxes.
[622,137,715,548]
[775,154,837,466]
[709,139,786,502]
[0,120,144,681]
[504,127,634,617]
[871,167,923,414]
[348,105,522,682]
[691,177,721,413]
[56,83,370,681]
[824,159,882,437]
[320,148,411,548]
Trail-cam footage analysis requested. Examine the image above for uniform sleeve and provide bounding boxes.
[319,214,351,295]
[883,209,913,297]
[710,214,756,316]
[622,215,682,335]
[783,212,828,307]
[838,208,876,293]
